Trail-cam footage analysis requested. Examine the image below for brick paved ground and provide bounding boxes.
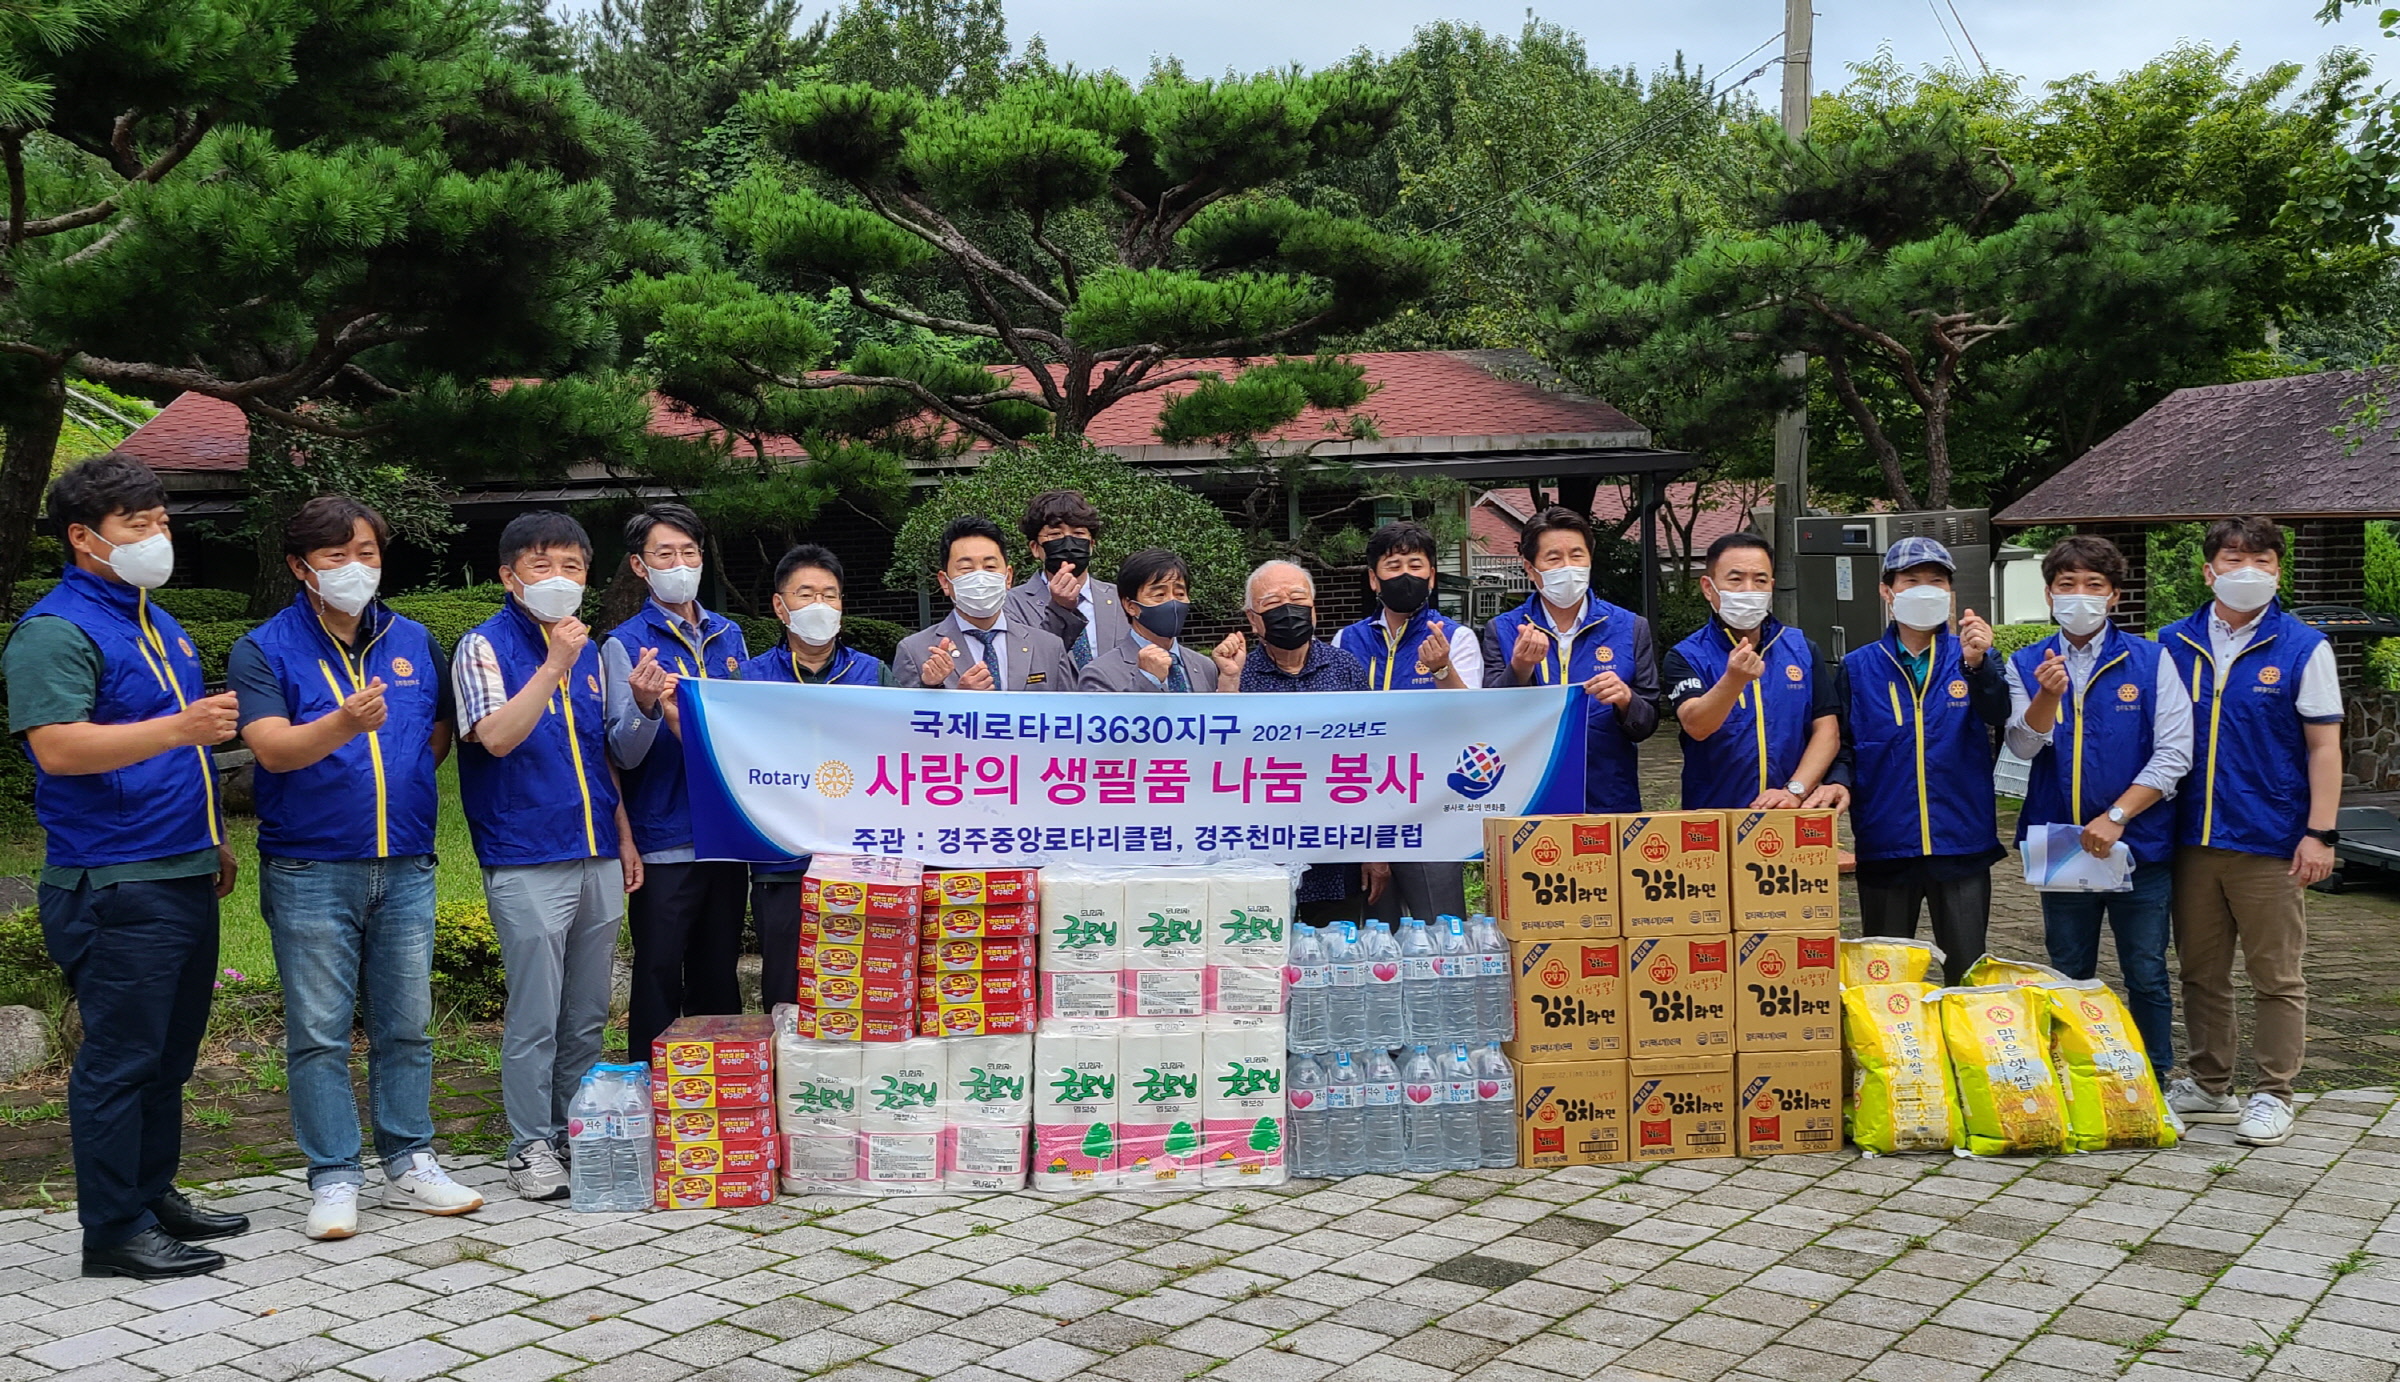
[0,1091,2394,1382]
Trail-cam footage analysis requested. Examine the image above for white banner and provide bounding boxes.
[681,680,1588,866]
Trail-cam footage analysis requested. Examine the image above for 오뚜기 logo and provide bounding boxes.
[1448,742,1505,799]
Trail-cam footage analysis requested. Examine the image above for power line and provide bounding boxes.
[1923,0,1969,73]
[1944,0,1993,76]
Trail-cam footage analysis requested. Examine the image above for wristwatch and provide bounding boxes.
[1788,779,1809,798]
[2306,827,2341,846]
[2106,806,2128,825]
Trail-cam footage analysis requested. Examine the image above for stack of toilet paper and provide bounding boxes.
[1205,865,1292,1015]
[1124,873,1209,1017]
[772,1009,1032,1196]
[1031,1013,1288,1192]
[1038,867,1125,1021]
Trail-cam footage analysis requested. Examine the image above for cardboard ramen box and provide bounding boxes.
[1513,1060,1625,1167]
[1618,813,1728,936]
[917,1003,1038,1038]
[1627,1055,1734,1162]
[923,868,1039,909]
[803,871,922,921]
[1505,939,1624,1063]
[1625,935,1733,1056]
[659,1138,780,1177]
[653,1071,773,1111]
[652,1014,776,1077]
[1737,1051,1842,1156]
[1733,930,1841,1050]
[1728,811,1840,931]
[920,905,1040,940]
[658,1106,776,1143]
[1481,815,1619,939]
[654,1168,776,1209]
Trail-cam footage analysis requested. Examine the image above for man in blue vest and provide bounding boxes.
[1838,537,2008,986]
[231,497,484,1240]
[453,511,641,1201]
[1479,506,1659,812]
[603,503,750,1067]
[1667,532,1849,812]
[2002,535,2191,1084]
[8,453,245,1278]
[2159,517,2343,1148]
[1339,521,1481,920]
[737,544,890,1012]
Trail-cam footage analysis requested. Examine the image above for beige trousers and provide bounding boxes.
[2171,846,2308,1100]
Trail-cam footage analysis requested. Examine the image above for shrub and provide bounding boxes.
[431,899,508,1021]
[385,594,504,655]
[151,588,253,623]
[0,907,61,1010]
[1992,623,2053,657]
[2370,637,2400,692]
[181,620,260,681]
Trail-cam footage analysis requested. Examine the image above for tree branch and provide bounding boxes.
[1823,349,1919,510]
[752,363,1022,449]
[21,109,218,241]
[1027,208,1081,303]
[3,131,25,251]
[838,283,1007,340]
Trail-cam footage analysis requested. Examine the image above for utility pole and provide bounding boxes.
[1771,0,1813,627]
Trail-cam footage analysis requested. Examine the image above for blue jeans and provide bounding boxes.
[2041,858,2176,1078]
[261,854,438,1187]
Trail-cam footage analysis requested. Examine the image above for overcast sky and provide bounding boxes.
[954,2,2370,93]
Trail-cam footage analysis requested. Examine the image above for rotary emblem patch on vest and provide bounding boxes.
[2259,665,2282,686]
[725,655,738,675]
[1785,663,1804,681]
[587,673,600,695]
[1947,678,1968,699]
[178,638,194,658]
[390,655,415,678]
[1596,645,1615,663]
[2116,682,2139,703]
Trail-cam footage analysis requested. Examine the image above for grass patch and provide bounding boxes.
[2208,1162,2238,1177]
[0,1099,63,1126]
[1001,1282,1048,1296]
[834,1246,891,1264]
[190,1105,234,1130]
[2332,1248,2370,1277]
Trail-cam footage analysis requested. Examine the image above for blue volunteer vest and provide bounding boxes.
[456,601,619,867]
[736,640,885,874]
[1488,592,1645,812]
[244,591,443,860]
[2161,601,2328,857]
[1674,617,1820,810]
[2009,626,2173,867]
[1336,607,1466,691]
[605,600,748,855]
[20,566,221,868]
[1843,627,1998,862]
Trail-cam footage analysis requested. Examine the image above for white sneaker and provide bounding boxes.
[507,1142,570,1202]
[2165,1077,2242,1125]
[386,1152,486,1216]
[2235,1093,2295,1147]
[305,1181,360,1240]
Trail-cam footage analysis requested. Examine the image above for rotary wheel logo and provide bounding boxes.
[1785,663,1803,681]
[1947,678,1968,699]
[390,655,415,678]
[817,761,855,797]
[2258,665,2282,686]
[2116,682,2140,703]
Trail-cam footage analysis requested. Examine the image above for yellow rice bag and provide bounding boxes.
[2045,980,2177,1152]
[1935,985,2067,1157]
[1962,954,2068,989]
[1839,937,1942,989]
[1842,982,1959,1155]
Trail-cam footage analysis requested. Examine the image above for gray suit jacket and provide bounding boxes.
[1004,572,1130,664]
[1076,636,1221,693]
[893,612,1073,691]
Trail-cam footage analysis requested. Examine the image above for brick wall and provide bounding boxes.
[2073,520,2150,631]
[2292,518,2368,688]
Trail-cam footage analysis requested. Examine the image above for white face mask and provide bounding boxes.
[2212,567,2278,613]
[310,561,381,617]
[1715,590,1772,631]
[645,560,702,606]
[1538,564,1591,608]
[98,532,174,590]
[948,569,1008,618]
[2050,593,2109,638]
[785,601,841,645]
[1890,585,1952,632]
[514,575,585,623]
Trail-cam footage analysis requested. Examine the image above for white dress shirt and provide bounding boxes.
[2004,631,2194,799]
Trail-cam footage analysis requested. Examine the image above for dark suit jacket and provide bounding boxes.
[1076,635,1221,693]
[892,612,1072,691]
[1004,572,1130,663]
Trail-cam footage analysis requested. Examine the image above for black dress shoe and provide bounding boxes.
[149,1188,249,1242]
[82,1226,225,1280]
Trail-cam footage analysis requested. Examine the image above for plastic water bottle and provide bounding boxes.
[1287,925,1331,1054]
[1400,1045,1446,1172]
[614,1064,656,1210]
[1441,1042,1482,1170]
[1324,922,1367,1045]
[1436,916,1479,1040]
[1288,1053,1330,1178]
[567,1071,616,1212]
[1362,1047,1406,1172]
[1398,918,1442,1042]
[1326,1051,1367,1176]
[1470,916,1514,1043]
[1361,920,1408,1047]
[1474,1043,1517,1169]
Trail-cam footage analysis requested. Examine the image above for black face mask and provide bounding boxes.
[1042,536,1092,575]
[1377,573,1431,615]
[1132,599,1189,639]
[1260,603,1315,650]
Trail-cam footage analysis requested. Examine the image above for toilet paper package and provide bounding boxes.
[857,1130,945,1194]
[857,1040,945,1134]
[1118,1020,1208,1188]
[1125,873,1210,969]
[1033,1025,1122,1191]
[1206,866,1293,966]
[1201,1014,1289,1186]
[1124,967,1205,1018]
[774,1036,862,1133]
[942,1035,1034,1191]
[1202,964,1285,1015]
[1040,866,1125,1020]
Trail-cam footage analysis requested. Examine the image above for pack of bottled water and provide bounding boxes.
[568,1063,657,1212]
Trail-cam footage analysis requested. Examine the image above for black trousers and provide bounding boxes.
[40,872,218,1250]
[1857,868,1992,987]
[752,875,804,1014]
[626,859,749,1062]
[1366,862,1470,925]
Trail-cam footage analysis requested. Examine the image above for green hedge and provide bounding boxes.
[182,619,259,680]
[152,588,253,623]
[1992,623,2052,657]
[383,593,503,656]
[430,899,507,1020]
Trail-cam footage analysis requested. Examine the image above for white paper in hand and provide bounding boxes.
[2022,823,2134,893]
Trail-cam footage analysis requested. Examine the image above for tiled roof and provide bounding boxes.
[1999,367,2400,524]
[115,349,1647,475]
